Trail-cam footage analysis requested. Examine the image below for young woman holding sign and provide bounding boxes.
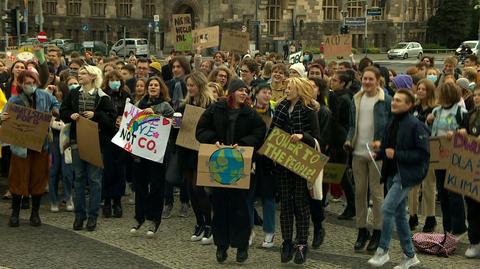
[174,71,216,244]
[270,77,320,265]
[196,78,266,264]
[60,65,116,232]
[1,69,60,228]
[129,76,174,237]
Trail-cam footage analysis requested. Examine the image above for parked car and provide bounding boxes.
[81,41,108,56]
[387,42,423,60]
[49,39,77,54]
[110,38,149,58]
[455,40,479,56]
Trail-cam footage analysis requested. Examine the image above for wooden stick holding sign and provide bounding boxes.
[323,34,352,58]
[258,127,329,183]
[77,116,104,168]
[0,104,52,152]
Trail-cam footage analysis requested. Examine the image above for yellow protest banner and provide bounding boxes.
[258,127,329,183]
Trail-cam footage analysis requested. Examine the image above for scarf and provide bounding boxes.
[271,99,309,134]
[171,77,185,110]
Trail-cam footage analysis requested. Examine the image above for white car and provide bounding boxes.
[455,40,479,55]
[387,42,423,60]
[110,38,149,58]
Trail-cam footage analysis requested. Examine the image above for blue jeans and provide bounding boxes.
[246,177,276,234]
[48,134,73,204]
[379,174,415,258]
[71,148,103,220]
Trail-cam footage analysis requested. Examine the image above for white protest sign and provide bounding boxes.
[111,100,172,163]
[289,51,303,64]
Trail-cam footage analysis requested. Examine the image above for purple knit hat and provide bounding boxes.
[392,74,413,90]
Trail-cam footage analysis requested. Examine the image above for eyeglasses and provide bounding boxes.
[240,69,250,73]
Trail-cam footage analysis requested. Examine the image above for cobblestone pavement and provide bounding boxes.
[0,181,478,269]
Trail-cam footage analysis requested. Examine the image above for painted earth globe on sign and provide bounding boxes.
[208,148,245,185]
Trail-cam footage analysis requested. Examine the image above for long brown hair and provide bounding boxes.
[416,79,436,108]
[146,76,171,102]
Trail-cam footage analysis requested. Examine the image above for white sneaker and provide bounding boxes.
[66,197,74,212]
[465,243,480,258]
[50,203,60,213]
[130,222,143,236]
[367,248,390,267]
[146,220,159,238]
[200,235,213,245]
[249,230,256,246]
[261,233,275,248]
[393,254,420,269]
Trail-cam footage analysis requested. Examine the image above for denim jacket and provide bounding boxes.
[346,87,392,147]
[3,89,60,158]
[430,103,466,137]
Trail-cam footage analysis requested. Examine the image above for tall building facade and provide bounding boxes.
[4,0,439,52]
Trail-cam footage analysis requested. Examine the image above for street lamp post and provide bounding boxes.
[364,3,368,58]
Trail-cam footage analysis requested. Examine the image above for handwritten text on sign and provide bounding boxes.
[258,127,329,183]
[0,104,52,152]
[323,34,352,58]
[111,101,171,163]
[289,51,303,64]
[172,14,192,51]
[444,133,480,202]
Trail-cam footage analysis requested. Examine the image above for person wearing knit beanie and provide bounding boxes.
[228,78,248,95]
[391,74,413,90]
[289,63,306,78]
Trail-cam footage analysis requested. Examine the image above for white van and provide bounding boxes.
[110,38,149,57]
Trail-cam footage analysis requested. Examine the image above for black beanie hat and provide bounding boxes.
[228,79,248,94]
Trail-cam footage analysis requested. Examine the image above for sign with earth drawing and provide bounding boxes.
[196,144,254,189]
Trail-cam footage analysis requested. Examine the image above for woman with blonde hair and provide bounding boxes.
[207,82,222,100]
[271,77,320,264]
[408,79,438,232]
[208,65,233,97]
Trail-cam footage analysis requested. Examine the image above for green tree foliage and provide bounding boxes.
[427,0,472,48]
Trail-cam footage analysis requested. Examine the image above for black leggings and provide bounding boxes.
[185,169,212,226]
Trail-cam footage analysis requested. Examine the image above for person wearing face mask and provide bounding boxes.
[196,78,266,264]
[1,69,60,228]
[66,76,80,91]
[425,68,439,83]
[101,70,132,219]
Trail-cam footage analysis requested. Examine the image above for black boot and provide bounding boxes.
[21,196,30,209]
[112,197,123,218]
[312,227,325,249]
[236,247,248,263]
[281,240,294,263]
[103,198,112,218]
[294,244,308,264]
[29,195,42,226]
[366,229,381,252]
[409,214,419,231]
[354,228,371,251]
[422,216,437,233]
[8,194,22,227]
[216,246,228,263]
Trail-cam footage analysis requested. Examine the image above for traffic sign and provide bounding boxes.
[367,7,382,16]
[345,17,366,27]
[37,31,47,43]
[154,14,160,22]
[82,24,89,32]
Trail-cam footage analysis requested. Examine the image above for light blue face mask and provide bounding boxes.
[303,55,310,61]
[68,84,79,91]
[426,75,437,82]
[109,81,121,91]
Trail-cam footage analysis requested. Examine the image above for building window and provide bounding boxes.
[143,0,156,18]
[266,0,280,36]
[347,1,363,18]
[67,0,81,16]
[323,0,339,21]
[43,0,57,15]
[117,0,133,18]
[408,0,416,21]
[91,0,106,17]
[370,0,385,21]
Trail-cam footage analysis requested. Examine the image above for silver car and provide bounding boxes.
[387,42,423,60]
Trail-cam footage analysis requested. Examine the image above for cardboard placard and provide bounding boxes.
[258,127,330,183]
[197,144,254,189]
[289,51,303,64]
[429,136,451,170]
[175,104,205,151]
[77,117,103,168]
[221,29,250,53]
[0,104,52,152]
[323,163,347,184]
[323,34,352,58]
[444,133,480,202]
[192,26,220,49]
[172,14,193,51]
[111,100,172,163]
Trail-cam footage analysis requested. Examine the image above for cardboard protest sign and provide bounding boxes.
[197,144,254,189]
[258,127,330,183]
[323,34,352,58]
[172,14,193,51]
[111,100,172,163]
[221,29,250,53]
[289,51,303,64]
[429,136,452,170]
[192,26,220,49]
[323,163,347,184]
[444,133,480,202]
[175,104,205,151]
[77,117,103,168]
[0,104,52,152]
